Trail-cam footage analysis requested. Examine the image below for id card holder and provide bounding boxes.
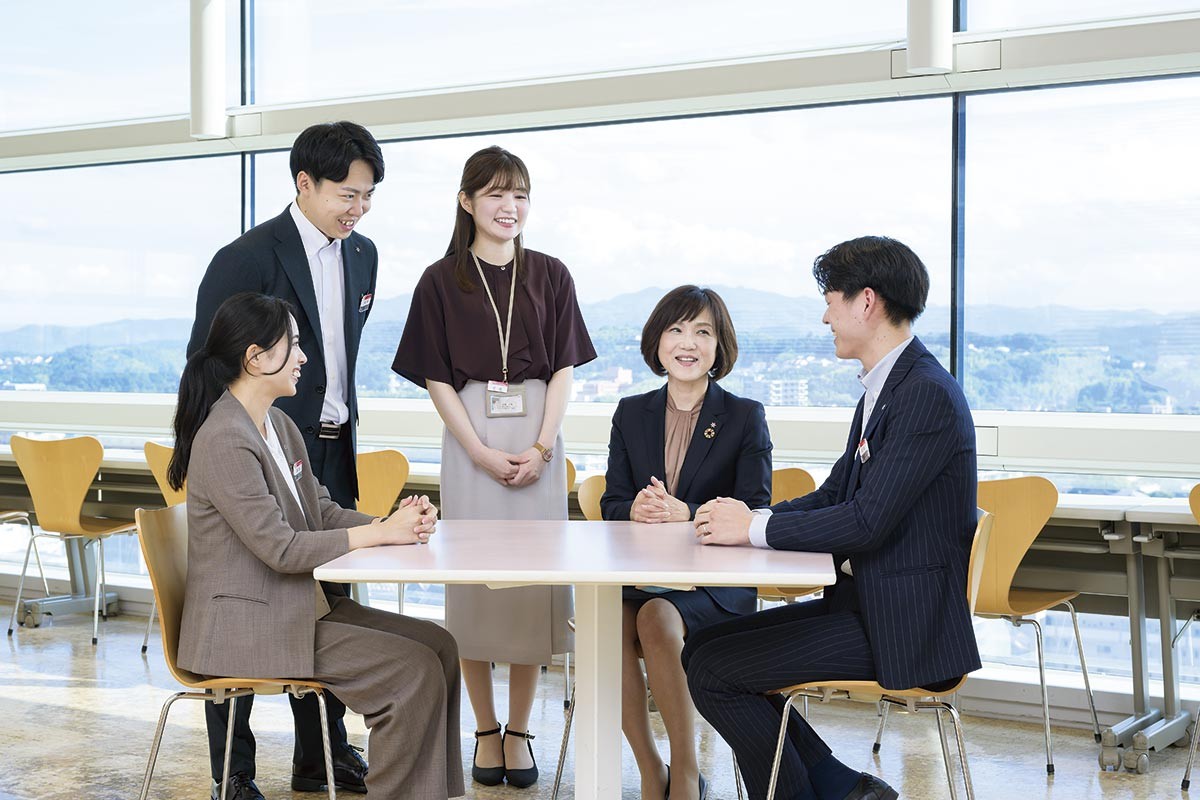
[486,382,527,417]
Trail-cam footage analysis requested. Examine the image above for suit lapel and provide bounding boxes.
[843,395,866,500]
[847,338,926,498]
[225,395,311,530]
[646,386,668,482]
[273,208,325,357]
[272,412,316,530]
[341,235,367,372]
[674,382,727,500]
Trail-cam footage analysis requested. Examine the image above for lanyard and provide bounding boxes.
[470,249,518,382]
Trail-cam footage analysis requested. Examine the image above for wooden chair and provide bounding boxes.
[356,449,410,518]
[576,475,605,522]
[565,457,576,495]
[974,476,1101,774]
[355,449,412,607]
[7,435,137,645]
[1181,485,1200,791]
[760,467,822,606]
[135,504,337,800]
[141,441,186,653]
[763,509,994,800]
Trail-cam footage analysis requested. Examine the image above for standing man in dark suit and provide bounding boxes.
[186,121,384,800]
[684,236,979,800]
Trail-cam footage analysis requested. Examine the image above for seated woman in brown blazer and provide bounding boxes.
[601,286,772,800]
[170,292,464,800]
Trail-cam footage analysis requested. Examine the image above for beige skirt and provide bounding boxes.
[440,379,573,664]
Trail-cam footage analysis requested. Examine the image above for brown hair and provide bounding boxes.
[640,286,739,381]
[445,145,531,292]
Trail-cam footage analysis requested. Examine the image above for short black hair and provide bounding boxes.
[641,286,739,380]
[289,121,384,187]
[812,236,929,325]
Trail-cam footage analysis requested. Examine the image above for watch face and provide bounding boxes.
[542,449,554,462]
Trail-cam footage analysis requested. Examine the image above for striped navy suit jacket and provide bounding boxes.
[766,337,980,690]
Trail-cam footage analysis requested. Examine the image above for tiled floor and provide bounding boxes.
[0,605,1191,799]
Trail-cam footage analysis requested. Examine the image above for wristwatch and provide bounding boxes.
[532,442,554,462]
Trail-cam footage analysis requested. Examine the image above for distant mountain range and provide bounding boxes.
[0,286,1189,354]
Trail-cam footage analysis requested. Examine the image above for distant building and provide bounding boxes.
[572,367,634,401]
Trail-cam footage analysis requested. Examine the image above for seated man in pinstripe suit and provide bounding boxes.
[684,236,978,800]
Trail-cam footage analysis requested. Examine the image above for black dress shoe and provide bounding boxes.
[844,772,899,800]
[472,727,506,786]
[291,741,369,793]
[210,773,265,800]
[503,726,539,788]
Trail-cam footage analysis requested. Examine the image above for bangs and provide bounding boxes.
[672,292,718,324]
[482,161,531,194]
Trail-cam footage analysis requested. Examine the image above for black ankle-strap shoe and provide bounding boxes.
[504,726,539,788]
[472,727,506,786]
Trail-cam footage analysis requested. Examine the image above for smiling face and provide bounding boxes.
[250,315,306,399]
[822,290,869,361]
[295,158,375,240]
[461,181,530,253]
[657,310,718,387]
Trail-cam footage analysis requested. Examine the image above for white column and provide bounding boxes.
[907,0,953,75]
[573,584,623,799]
[190,0,227,139]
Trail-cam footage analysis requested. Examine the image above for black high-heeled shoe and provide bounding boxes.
[503,726,539,788]
[471,727,505,786]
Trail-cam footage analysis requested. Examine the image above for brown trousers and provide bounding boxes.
[315,596,464,798]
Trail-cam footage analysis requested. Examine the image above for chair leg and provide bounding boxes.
[139,691,187,800]
[945,703,976,800]
[99,537,108,619]
[767,693,800,800]
[1014,616,1054,774]
[142,600,156,654]
[873,701,891,753]
[732,750,745,800]
[23,519,51,596]
[7,531,38,636]
[552,684,575,800]
[1183,702,1200,790]
[1061,600,1102,742]
[563,650,572,709]
[92,540,104,646]
[220,695,239,800]
[314,689,337,800]
[934,706,960,800]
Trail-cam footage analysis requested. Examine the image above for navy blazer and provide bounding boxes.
[766,337,980,690]
[602,381,772,614]
[186,207,379,494]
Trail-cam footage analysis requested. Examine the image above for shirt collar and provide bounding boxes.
[858,336,914,398]
[289,201,341,263]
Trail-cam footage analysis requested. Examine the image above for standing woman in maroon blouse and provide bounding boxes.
[392,145,596,790]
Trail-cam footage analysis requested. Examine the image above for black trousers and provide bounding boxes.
[682,583,875,800]
[205,424,359,780]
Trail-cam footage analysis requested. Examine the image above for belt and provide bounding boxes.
[318,421,346,440]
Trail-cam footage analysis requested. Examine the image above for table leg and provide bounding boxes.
[573,584,623,799]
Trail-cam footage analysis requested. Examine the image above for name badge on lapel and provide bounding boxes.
[292,460,304,480]
[358,292,373,313]
[856,439,871,464]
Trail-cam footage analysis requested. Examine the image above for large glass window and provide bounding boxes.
[0,1,241,132]
[258,98,951,406]
[964,77,1200,414]
[0,157,242,393]
[251,1,905,106]
[967,0,1200,31]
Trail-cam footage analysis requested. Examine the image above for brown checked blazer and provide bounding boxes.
[177,391,373,679]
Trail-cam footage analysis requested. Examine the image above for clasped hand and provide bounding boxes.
[375,494,439,544]
[474,445,544,487]
[693,497,753,546]
[630,476,691,523]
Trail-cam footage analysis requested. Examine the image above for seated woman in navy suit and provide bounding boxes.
[600,285,772,800]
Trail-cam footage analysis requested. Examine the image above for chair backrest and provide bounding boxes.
[974,476,1058,616]
[966,508,995,614]
[566,457,576,494]
[136,503,201,685]
[1190,484,1200,527]
[10,434,103,534]
[144,441,186,507]
[771,467,816,506]
[356,449,411,518]
[577,474,606,521]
